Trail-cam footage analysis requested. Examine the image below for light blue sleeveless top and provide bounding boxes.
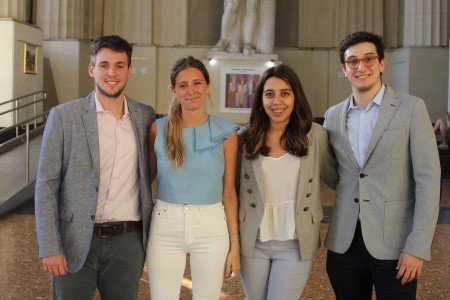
[155,115,238,204]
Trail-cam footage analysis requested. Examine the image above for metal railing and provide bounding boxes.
[0,91,48,182]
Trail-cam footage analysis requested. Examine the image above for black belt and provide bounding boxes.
[93,221,142,238]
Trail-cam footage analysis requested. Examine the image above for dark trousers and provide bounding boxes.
[326,222,417,300]
[53,228,145,300]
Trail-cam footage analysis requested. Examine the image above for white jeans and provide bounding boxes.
[240,239,312,300]
[147,200,229,300]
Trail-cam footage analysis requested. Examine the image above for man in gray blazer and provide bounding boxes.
[35,35,155,299]
[324,31,440,299]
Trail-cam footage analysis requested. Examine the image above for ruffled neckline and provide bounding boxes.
[183,115,238,152]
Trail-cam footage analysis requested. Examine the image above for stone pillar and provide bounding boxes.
[102,0,152,45]
[256,0,276,54]
[333,0,383,45]
[383,0,403,48]
[88,0,104,39]
[403,0,448,46]
[152,0,187,47]
[36,0,91,40]
[0,0,27,22]
[299,0,383,48]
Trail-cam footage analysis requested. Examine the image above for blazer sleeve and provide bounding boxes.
[35,107,65,258]
[320,112,339,189]
[403,98,441,260]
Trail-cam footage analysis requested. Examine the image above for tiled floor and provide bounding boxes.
[0,180,449,299]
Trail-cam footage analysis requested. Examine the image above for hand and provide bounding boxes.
[42,253,68,276]
[224,246,240,281]
[396,252,424,285]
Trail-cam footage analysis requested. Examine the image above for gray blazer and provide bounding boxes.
[238,123,338,260]
[323,85,440,261]
[35,92,155,273]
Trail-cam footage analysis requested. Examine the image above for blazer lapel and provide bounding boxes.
[339,97,360,170]
[296,149,309,212]
[128,99,144,147]
[364,86,401,167]
[251,157,264,206]
[81,93,100,175]
[127,99,145,176]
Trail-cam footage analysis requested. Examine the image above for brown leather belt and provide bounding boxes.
[93,221,142,238]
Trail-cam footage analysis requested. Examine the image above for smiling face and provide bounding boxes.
[88,48,131,99]
[342,41,385,95]
[262,77,295,128]
[172,67,210,112]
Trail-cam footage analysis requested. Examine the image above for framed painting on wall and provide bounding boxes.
[220,65,266,113]
[23,43,38,74]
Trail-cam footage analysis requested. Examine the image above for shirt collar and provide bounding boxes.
[95,94,130,117]
[348,84,385,111]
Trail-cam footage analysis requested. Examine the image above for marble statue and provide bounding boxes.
[212,0,276,54]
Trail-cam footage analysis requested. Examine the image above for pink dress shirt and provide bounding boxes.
[94,95,140,222]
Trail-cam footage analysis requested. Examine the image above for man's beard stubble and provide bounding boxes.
[96,82,127,99]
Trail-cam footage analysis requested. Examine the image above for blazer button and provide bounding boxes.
[91,215,95,220]
[359,173,365,178]
[306,193,311,197]
[245,174,250,179]
[354,198,359,203]
[250,203,256,208]
[309,178,313,183]
[95,187,99,192]
[247,189,253,194]
[303,207,309,211]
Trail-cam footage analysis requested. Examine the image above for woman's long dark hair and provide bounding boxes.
[244,64,312,160]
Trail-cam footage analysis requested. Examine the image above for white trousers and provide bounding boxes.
[240,239,312,300]
[147,200,229,300]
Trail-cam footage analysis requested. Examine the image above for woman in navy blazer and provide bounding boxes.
[238,64,337,300]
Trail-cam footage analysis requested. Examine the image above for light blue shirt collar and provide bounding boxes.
[348,84,385,111]
[346,84,386,168]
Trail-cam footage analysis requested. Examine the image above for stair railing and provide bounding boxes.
[0,91,48,182]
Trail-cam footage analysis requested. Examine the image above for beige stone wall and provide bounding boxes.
[0,0,28,22]
[32,0,450,48]
[1,0,449,122]
[0,19,43,127]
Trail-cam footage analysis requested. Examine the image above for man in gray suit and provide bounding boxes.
[35,35,155,299]
[324,31,440,299]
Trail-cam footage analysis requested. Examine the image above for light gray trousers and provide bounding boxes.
[240,239,312,300]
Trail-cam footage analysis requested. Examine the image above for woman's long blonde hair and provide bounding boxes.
[166,56,211,167]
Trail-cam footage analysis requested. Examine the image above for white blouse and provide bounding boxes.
[259,153,300,242]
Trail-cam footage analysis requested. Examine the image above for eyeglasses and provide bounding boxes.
[344,56,379,69]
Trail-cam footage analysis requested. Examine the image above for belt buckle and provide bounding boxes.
[97,224,110,238]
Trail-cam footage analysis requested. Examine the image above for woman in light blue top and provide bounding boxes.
[146,56,240,299]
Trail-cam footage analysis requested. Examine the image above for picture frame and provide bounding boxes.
[220,66,266,113]
[23,43,38,74]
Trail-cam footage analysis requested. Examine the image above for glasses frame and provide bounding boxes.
[344,56,379,70]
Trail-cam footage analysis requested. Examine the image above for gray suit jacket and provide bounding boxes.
[323,85,440,261]
[238,123,338,260]
[35,92,155,272]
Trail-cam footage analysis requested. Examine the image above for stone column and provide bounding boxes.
[383,0,403,48]
[88,0,104,39]
[256,0,276,54]
[403,0,448,46]
[0,0,27,22]
[299,0,383,48]
[152,0,187,47]
[102,0,152,45]
[36,0,91,40]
